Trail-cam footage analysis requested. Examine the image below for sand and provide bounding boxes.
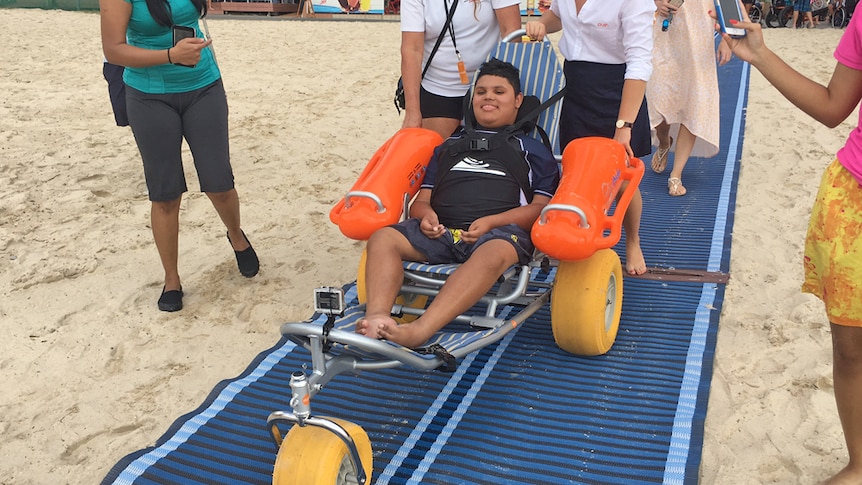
[0,9,853,484]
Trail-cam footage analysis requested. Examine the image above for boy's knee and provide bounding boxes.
[474,239,520,268]
[367,227,406,252]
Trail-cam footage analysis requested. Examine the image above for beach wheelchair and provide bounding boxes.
[265,31,645,485]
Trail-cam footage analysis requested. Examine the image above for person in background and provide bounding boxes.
[716,9,862,485]
[649,0,733,196]
[399,0,522,140]
[525,0,655,275]
[100,0,259,312]
[791,0,816,28]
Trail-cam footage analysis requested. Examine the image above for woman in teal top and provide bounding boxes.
[101,0,260,312]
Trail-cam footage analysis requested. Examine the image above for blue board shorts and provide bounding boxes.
[391,218,535,266]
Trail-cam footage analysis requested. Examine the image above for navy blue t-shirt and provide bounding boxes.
[422,128,559,230]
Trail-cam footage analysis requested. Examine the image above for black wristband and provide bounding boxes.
[167,48,173,65]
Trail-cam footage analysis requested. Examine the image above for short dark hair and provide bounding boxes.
[476,58,521,94]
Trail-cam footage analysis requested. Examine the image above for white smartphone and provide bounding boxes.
[714,0,746,37]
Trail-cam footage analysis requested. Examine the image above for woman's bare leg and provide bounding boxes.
[151,197,182,291]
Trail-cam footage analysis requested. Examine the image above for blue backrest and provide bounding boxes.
[487,36,566,157]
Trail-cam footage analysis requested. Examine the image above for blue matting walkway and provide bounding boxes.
[102,54,750,485]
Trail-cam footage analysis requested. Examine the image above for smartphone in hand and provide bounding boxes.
[714,0,746,37]
[170,25,197,67]
[172,25,195,46]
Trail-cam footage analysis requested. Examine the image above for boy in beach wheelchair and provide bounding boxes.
[353,59,559,349]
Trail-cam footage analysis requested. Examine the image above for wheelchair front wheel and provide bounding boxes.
[272,418,373,485]
[550,249,623,356]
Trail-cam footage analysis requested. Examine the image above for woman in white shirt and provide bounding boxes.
[526,0,656,275]
[400,0,522,140]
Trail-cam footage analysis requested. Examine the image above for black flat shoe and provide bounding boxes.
[158,286,183,312]
[227,230,259,278]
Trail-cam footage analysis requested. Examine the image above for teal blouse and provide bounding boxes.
[122,0,220,94]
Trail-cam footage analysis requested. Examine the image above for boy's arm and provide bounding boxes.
[481,194,552,232]
[461,194,551,244]
[409,189,447,239]
[408,189,435,220]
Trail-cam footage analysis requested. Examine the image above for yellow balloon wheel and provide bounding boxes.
[272,418,372,485]
[356,248,428,324]
[551,249,623,356]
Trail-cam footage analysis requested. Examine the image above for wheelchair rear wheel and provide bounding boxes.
[765,8,783,26]
[550,249,623,356]
[832,7,847,26]
[780,6,794,26]
[273,418,372,485]
[749,4,763,23]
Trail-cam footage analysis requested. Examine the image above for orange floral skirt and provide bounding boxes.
[802,159,862,327]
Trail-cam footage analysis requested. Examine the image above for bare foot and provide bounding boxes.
[378,320,435,348]
[355,314,396,339]
[818,465,862,485]
[626,241,647,275]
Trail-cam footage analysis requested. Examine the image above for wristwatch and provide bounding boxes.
[616,119,633,129]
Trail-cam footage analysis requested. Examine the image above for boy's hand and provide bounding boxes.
[419,214,446,239]
[461,218,493,244]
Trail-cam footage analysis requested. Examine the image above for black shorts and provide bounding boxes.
[391,218,535,266]
[126,79,234,201]
[420,86,466,121]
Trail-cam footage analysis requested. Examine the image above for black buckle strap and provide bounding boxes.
[415,343,457,372]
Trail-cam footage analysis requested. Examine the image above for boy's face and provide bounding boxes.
[472,74,523,129]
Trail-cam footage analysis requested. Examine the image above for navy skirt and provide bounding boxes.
[559,60,651,158]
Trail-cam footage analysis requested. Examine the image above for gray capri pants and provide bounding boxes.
[126,79,234,201]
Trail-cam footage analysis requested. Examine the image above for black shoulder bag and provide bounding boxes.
[394,0,459,114]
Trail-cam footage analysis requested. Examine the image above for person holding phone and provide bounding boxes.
[525,0,655,275]
[648,0,732,197]
[100,0,260,312]
[716,10,862,485]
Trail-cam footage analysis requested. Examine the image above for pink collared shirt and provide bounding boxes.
[835,12,862,184]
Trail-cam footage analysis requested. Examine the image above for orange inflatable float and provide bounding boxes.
[330,128,443,241]
[531,137,644,262]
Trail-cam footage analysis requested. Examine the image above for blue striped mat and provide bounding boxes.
[102,54,749,485]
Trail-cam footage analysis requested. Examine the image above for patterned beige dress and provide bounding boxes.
[647,0,721,158]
